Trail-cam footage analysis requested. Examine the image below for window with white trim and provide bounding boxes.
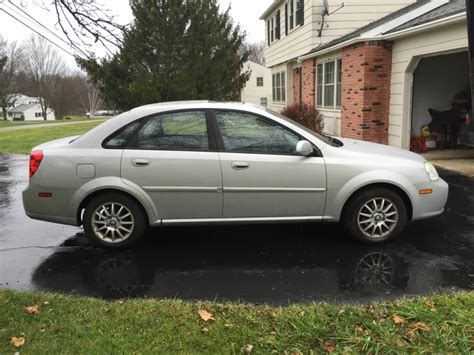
[267,11,281,45]
[287,0,304,33]
[256,77,264,87]
[272,71,286,102]
[316,58,342,109]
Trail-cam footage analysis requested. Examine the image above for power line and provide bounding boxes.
[6,0,89,57]
[0,6,77,58]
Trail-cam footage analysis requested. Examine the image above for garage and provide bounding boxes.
[410,50,474,153]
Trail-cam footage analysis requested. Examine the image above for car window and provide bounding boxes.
[137,111,209,151]
[103,121,141,148]
[215,111,300,155]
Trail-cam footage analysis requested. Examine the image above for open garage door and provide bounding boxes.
[410,51,474,152]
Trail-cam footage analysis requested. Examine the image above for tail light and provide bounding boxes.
[29,150,44,177]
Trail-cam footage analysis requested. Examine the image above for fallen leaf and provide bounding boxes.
[201,327,209,333]
[43,301,49,305]
[395,339,406,347]
[24,305,40,314]
[243,344,253,354]
[198,309,215,322]
[406,331,417,341]
[117,300,124,305]
[325,341,335,353]
[338,309,345,315]
[409,322,430,332]
[10,337,25,347]
[391,314,405,325]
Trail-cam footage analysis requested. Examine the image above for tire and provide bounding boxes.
[342,187,407,244]
[83,192,147,249]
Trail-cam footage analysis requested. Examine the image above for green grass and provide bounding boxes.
[0,290,472,353]
[0,121,104,153]
[0,116,97,128]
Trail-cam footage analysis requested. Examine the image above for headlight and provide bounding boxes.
[424,162,439,181]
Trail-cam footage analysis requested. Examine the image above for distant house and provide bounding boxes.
[260,0,472,149]
[240,61,272,107]
[6,94,55,121]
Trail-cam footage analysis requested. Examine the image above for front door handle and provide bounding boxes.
[131,158,149,167]
[231,161,250,170]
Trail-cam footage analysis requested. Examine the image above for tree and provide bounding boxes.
[0,37,25,120]
[77,78,103,117]
[246,41,266,66]
[78,0,250,110]
[25,36,65,120]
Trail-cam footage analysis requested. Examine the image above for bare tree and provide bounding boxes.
[247,41,266,66]
[80,80,103,117]
[0,37,25,120]
[24,35,65,120]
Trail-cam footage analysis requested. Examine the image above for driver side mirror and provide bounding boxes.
[296,140,313,156]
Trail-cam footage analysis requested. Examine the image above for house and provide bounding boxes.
[240,61,272,107]
[6,94,55,121]
[260,0,472,150]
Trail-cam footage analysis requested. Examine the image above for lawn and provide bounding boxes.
[0,290,472,353]
[0,121,104,154]
[0,116,95,128]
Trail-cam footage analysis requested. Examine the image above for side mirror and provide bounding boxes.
[296,140,313,156]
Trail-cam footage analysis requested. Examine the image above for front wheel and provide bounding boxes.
[342,188,408,243]
[83,192,147,248]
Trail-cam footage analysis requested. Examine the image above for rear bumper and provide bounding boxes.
[412,178,449,221]
[22,186,79,226]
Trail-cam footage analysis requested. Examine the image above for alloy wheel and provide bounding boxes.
[357,197,399,239]
[92,202,135,243]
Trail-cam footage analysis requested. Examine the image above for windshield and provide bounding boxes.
[266,108,343,147]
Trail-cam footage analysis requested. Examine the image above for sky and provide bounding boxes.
[0,0,272,70]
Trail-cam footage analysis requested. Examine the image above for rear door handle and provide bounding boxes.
[131,158,149,167]
[231,161,250,170]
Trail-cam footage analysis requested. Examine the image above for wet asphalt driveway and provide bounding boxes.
[0,154,473,304]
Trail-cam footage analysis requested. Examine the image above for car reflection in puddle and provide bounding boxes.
[31,223,473,304]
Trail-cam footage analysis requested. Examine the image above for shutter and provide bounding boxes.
[285,4,288,36]
[276,10,281,40]
[300,0,304,26]
[267,20,270,46]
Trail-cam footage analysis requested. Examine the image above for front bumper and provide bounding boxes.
[412,178,449,221]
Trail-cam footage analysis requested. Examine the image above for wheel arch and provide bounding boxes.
[341,182,413,222]
[72,178,159,225]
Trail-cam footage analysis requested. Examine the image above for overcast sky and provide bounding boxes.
[0,0,272,70]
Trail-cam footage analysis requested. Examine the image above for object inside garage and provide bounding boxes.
[410,51,474,153]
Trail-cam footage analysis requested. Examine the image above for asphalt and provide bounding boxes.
[0,154,473,304]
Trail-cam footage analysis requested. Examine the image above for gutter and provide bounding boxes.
[298,11,466,62]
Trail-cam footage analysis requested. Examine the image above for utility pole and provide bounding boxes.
[466,0,474,106]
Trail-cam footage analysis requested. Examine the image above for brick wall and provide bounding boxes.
[341,41,392,144]
[301,58,316,106]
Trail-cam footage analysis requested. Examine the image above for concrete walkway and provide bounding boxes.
[422,149,474,177]
[0,119,104,132]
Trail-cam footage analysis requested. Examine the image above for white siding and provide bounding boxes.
[264,0,416,68]
[388,20,468,148]
[241,61,272,106]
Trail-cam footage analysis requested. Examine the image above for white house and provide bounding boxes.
[6,94,55,121]
[240,61,272,107]
[260,0,473,150]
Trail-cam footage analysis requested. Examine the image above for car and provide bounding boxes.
[22,101,449,248]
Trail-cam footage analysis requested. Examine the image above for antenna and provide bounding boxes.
[318,1,345,37]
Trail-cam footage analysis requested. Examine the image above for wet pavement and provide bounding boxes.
[0,154,473,304]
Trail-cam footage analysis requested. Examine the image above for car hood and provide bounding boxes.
[336,137,425,163]
[33,135,80,151]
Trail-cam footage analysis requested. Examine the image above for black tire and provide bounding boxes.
[83,192,147,249]
[342,187,408,244]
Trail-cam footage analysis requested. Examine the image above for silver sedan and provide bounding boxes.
[23,101,448,248]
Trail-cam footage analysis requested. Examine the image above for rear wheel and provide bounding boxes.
[83,192,147,248]
[342,188,407,243]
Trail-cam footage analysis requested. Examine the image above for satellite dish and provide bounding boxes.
[322,0,329,16]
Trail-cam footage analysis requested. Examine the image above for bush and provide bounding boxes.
[281,103,324,133]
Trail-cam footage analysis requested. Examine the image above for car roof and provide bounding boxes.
[129,100,266,115]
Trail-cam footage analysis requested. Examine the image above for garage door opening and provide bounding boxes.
[410,51,474,153]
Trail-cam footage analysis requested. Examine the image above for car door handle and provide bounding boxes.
[231,161,250,170]
[131,158,149,167]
